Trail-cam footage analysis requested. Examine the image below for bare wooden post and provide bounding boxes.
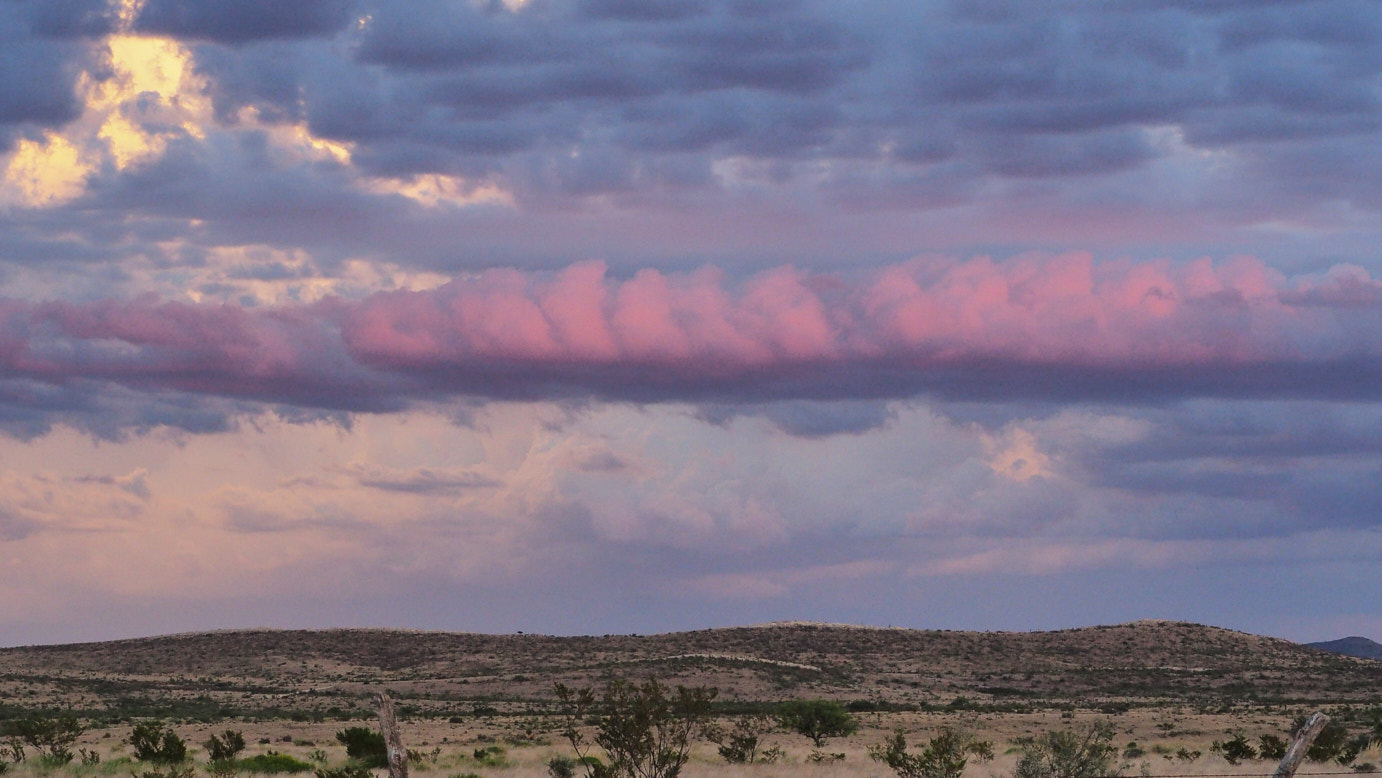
[1274,711,1329,778]
[376,692,409,778]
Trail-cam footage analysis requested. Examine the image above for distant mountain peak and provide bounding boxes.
[1307,636,1382,661]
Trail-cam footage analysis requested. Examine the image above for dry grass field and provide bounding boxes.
[2,621,1380,778]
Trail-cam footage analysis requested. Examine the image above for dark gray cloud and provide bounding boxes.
[1064,401,1382,539]
[134,0,358,43]
[695,400,897,437]
[130,0,1375,237]
[0,1,107,148]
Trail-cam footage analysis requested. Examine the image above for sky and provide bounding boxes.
[1,0,1381,647]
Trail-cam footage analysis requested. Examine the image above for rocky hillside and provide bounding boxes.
[2,621,1378,720]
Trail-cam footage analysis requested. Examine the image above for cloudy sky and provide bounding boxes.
[2,0,1381,647]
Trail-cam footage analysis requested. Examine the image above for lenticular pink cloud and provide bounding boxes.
[3,253,1380,413]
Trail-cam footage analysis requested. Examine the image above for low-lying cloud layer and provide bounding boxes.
[0,254,1379,436]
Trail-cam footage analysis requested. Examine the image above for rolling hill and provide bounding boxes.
[2,621,1378,721]
[1307,636,1382,661]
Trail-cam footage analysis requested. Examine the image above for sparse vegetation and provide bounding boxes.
[1258,734,1287,761]
[776,699,858,748]
[236,752,314,773]
[0,623,1379,778]
[701,715,780,764]
[5,712,84,764]
[869,726,994,778]
[1210,733,1255,764]
[333,728,386,768]
[1014,722,1122,778]
[205,731,247,763]
[129,722,187,764]
[313,766,372,778]
[554,678,716,778]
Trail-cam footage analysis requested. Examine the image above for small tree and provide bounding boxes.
[1211,734,1256,765]
[129,722,188,764]
[554,678,716,778]
[7,713,84,764]
[702,715,779,764]
[1014,723,1121,778]
[777,700,858,748]
[1258,735,1288,761]
[1298,717,1353,764]
[334,727,387,768]
[870,727,994,778]
[205,730,247,763]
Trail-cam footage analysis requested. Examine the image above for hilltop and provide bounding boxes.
[1308,636,1382,661]
[2,621,1378,720]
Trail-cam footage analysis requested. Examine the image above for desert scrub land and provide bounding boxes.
[2,622,1381,778]
[2,710,1380,778]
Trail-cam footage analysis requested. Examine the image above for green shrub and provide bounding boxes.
[1211,734,1255,765]
[470,746,505,767]
[1258,735,1287,761]
[7,713,84,764]
[1014,723,1121,778]
[776,700,858,748]
[334,728,386,769]
[1300,717,1353,764]
[702,715,777,764]
[206,731,247,763]
[869,727,993,778]
[237,752,314,774]
[131,767,195,778]
[548,755,582,778]
[130,722,188,764]
[314,765,372,778]
[554,678,715,778]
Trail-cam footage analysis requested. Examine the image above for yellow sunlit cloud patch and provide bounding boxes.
[0,13,516,214]
[368,174,516,208]
[98,113,163,168]
[2,134,90,207]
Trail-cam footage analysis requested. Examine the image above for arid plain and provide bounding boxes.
[3,621,1380,778]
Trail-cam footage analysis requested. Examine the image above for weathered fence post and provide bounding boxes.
[376,691,409,778]
[1274,711,1329,778]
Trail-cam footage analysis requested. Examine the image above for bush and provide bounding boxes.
[206,731,247,763]
[702,715,778,764]
[869,727,993,778]
[776,700,858,748]
[7,712,84,764]
[1211,734,1256,765]
[555,678,716,778]
[1259,735,1288,761]
[130,722,188,764]
[334,728,387,769]
[314,766,372,778]
[548,756,578,778]
[237,753,314,774]
[470,746,505,767]
[131,767,195,778]
[1014,723,1121,778]
[1300,717,1353,764]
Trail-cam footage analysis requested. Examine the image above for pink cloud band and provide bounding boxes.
[4,253,1382,410]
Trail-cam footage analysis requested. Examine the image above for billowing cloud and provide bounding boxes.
[0,255,1376,432]
[4,0,1382,647]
